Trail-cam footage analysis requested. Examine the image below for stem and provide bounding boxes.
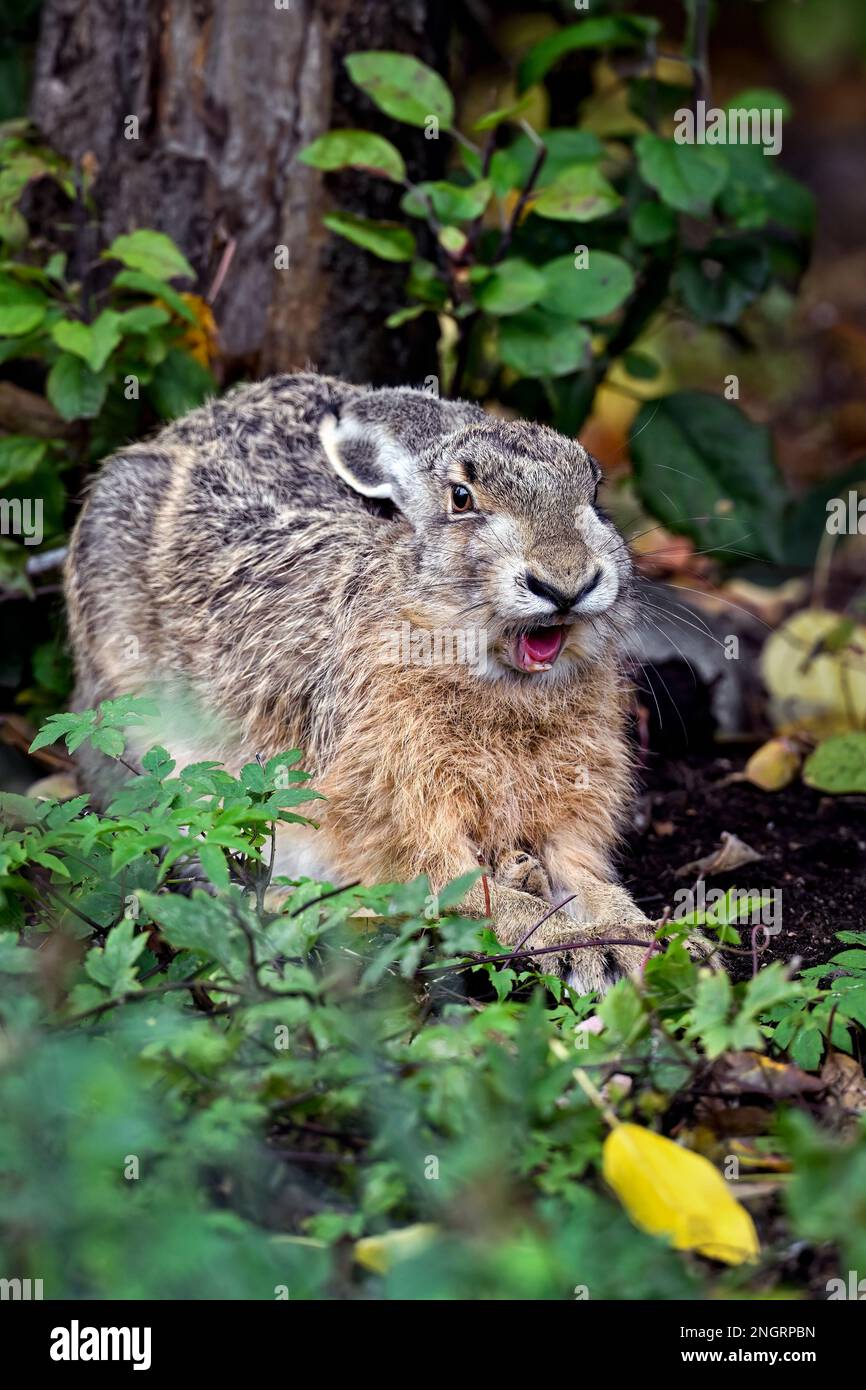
[686,0,711,111]
[502,893,580,970]
[573,1067,619,1129]
[491,120,547,266]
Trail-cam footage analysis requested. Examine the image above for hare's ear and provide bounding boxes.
[319,411,415,502]
[320,389,483,504]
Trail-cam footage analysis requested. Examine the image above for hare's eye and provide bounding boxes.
[450,484,475,514]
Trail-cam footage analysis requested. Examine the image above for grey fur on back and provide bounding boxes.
[65,373,485,798]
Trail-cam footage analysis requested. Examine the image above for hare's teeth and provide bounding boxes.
[514,626,567,672]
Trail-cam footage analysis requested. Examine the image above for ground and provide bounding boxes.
[621,747,866,976]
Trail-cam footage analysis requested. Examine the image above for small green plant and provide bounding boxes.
[1,700,864,1298]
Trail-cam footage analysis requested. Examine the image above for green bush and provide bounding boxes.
[0,123,216,713]
[299,16,856,571]
[1,702,865,1298]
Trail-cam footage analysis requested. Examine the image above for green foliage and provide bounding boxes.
[630,391,787,563]
[300,18,825,569]
[0,123,217,709]
[803,732,866,793]
[1,702,864,1298]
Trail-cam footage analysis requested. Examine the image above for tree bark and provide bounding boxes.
[30,0,445,385]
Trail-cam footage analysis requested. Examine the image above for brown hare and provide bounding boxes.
[66,372,664,993]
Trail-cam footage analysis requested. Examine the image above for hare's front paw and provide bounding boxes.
[494,850,552,900]
[561,920,657,995]
[562,919,718,995]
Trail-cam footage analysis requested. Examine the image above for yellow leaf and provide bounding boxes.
[744,737,801,791]
[354,1223,438,1275]
[155,291,219,366]
[761,608,866,735]
[602,1123,760,1265]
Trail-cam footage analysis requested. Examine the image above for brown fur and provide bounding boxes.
[65,372,661,993]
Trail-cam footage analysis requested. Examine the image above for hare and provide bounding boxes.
[66,371,663,994]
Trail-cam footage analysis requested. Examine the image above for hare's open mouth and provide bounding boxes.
[511,622,571,673]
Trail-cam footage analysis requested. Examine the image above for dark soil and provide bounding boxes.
[619,746,866,975]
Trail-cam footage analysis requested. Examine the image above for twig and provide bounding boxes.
[491,120,547,266]
[58,972,243,1028]
[285,880,361,918]
[207,237,236,304]
[502,893,580,970]
[687,0,711,111]
[423,933,672,976]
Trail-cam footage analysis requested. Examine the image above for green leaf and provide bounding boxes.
[29,711,92,754]
[532,166,621,222]
[635,135,728,215]
[835,986,866,1029]
[437,225,467,257]
[474,258,545,316]
[46,353,108,421]
[345,52,454,129]
[474,95,534,132]
[687,969,734,1058]
[401,179,491,223]
[299,130,406,182]
[790,1023,824,1071]
[0,931,37,975]
[117,304,171,334]
[781,459,866,568]
[84,917,147,998]
[322,211,415,263]
[498,310,591,378]
[538,251,635,320]
[384,305,426,329]
[503,131,604,190]
[803,733,866,794]
[727,88,792,123]
[629,392,787,564]
[406,258,447,309]
[0,272,47,334]
[630,201,676,246]
[112,269,198,322]
[518,16,659,92]
[139,890,244,975]
[672,238,769,325]
[103,229,195,282]
[0,435,47,487]
[90,726,125,758]
[148,348,215,420]
[52,310,123,372]
[199,842,231,892]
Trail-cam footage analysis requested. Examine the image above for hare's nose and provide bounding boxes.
[525,569,601,612]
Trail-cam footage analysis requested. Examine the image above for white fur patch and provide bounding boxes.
[320,413,413,501]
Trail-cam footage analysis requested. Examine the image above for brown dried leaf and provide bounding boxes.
[674,831,762,880]
[711,1051,824,1099]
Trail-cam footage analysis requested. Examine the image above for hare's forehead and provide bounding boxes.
[443,426,593,490]
[443,447,595,511]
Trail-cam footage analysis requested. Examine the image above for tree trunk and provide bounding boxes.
[30,0,445,385]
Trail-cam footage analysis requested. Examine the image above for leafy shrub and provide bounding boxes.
[0,122,216,710]
[1,701,865,1298]
[298,16,855,571]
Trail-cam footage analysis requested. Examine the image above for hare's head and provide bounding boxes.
[321,388,635,680]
